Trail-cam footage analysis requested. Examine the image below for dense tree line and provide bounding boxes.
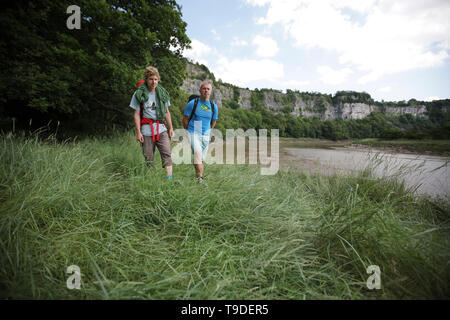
[216,90,450,140]
[0,0,190,135]
[214,106,450,140]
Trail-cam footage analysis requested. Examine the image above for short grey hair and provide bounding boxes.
[200,80,213,89]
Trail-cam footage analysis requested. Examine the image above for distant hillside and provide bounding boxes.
[181,61,450,122]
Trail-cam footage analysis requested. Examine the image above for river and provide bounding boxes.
[279,142,449,199]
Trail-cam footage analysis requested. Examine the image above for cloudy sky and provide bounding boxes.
[177,0,450,102]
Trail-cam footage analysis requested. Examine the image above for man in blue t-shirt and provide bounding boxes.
[182,81,219,183]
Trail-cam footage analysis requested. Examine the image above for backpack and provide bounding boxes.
[187,94,215,126]
[136,80,167,142]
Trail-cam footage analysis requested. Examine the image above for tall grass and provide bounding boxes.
[0,131,449,299]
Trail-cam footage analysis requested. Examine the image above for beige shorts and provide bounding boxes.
[141,131,172,168]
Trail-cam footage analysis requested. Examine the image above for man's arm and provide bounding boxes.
[211,103,217,129]
[182,101,194,130]
[182,115,190,130]
[164,108,174,138]
[134,110,144,143]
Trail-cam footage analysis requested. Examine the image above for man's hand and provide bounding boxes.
[137,132,144,143]
[169,128,174,139]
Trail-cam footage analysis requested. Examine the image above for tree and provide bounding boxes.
[0,0,190,133]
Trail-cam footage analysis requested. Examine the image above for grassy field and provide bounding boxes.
[279,137,450,156]
[1,131,449,299]
[355,139,450,155]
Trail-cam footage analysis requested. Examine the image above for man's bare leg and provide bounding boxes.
[194,163,203,178]
[194,151,203,179]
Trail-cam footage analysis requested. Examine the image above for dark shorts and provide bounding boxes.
[141,131,172,168]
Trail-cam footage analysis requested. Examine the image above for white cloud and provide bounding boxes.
[211,29,221,40]
[317,65,353,85]
[182,38,283,87]
[183,39,212,65]
[252,35,279,57]
[214,57,284,87]
[248,0,450,83]
[424,96,440,102]
[245,0,271,6]
[378,86,391,93]
[231,37,248,47]
[281,80,310,89]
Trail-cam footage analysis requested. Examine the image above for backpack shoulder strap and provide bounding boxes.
[210,100,215,124]
[140,103,144,120]
[188,98,199,123]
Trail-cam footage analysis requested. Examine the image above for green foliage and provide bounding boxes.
[425,100,450,126]
[186,61,216,83]
[232,86,240,102]
[357,138,450,154]
[285,90,297,105]
[281,105,294,114]
[314,98,327,114]
[379,128,404,140]
[217,90,449,140]
[0,0,190,133]
[408,98,419,106]
[222,99,240,110]
[250,90,265,110]
[277,92,296,114]
[333,91,374,104]
[428,124,450,140]
[321,119,350,140]
[167,89,189,129]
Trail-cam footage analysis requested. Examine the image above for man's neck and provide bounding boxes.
[199,97,209,102]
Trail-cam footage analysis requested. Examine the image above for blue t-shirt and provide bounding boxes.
[184,99,218,135]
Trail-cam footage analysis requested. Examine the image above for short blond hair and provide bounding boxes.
[144,66,160,82]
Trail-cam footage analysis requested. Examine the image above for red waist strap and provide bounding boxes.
[141,118,166,142]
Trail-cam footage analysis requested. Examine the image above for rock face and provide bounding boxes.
[181,62,440,121]
[384,105,428,117]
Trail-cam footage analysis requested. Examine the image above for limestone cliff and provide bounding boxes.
[181,62,442,121]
